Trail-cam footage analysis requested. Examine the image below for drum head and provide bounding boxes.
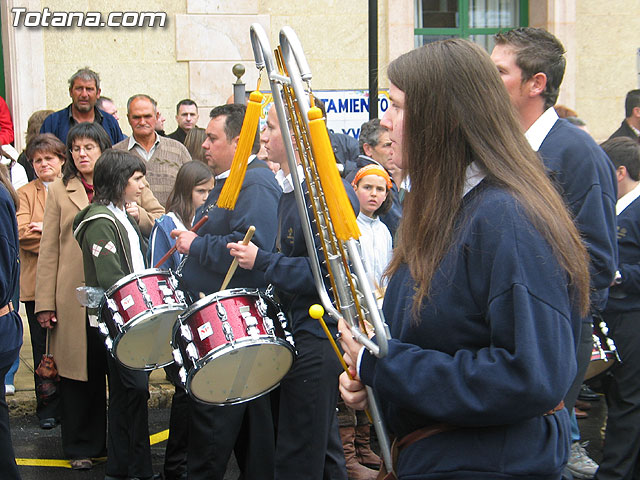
[189,340,294,405]
[114,306,183,370]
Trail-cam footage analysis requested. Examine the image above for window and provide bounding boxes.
[415,0,528,51]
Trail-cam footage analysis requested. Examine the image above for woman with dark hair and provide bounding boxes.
[74,149,159,480]
[16,133,65,428]
[338,39,590,479]
[35,122,163,470]
[0,163,22,479]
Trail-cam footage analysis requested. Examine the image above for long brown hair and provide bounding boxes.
[386,39,590,316]
[165,161,213,226]
[0,164,19,209]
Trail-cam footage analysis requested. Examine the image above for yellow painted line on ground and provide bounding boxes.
[16,458,71,468]
[16,430,169,468]
[150,428,169,445]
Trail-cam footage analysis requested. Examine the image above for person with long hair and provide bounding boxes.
[34,122,163,470]
[148,161,213,479]
[16,133,66,428]
[0,163,22,479]
[73,149,159,480]
[338,39,591,479]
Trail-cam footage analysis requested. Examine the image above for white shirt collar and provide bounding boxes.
[616,181,640,216]
[525,107,559,152]
[463,161,485,197]
[275,164,304,193]
[215,154,256,181]
[127,132,160,161]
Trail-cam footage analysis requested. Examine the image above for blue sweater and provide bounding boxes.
[0,185,23,367]
[360,181,580,479]
[538,119,618,311]
[605,195,640,312]
[180,165,281,295]
[253,179,359,338]
[40,105,125,145]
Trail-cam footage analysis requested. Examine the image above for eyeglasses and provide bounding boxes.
[71,144,98,154]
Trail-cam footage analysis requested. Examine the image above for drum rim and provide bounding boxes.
[178,287,277,320]
[103,268,176,298]
[185,336,296,405]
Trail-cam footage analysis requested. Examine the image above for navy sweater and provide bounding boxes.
[605,195,640,312]
[360,181,580,479]
[253,179,359,338]
[538,119,618,310]
[181,165,281,295]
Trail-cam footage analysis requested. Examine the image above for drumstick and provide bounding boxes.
[220,226,256,291]
[154,215,209,269]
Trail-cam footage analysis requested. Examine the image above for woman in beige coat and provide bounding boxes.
[17,133,66,429]
[35,122,164,470]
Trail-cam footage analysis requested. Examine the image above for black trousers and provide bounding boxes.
[564,318,594,412]
[187,393,275,480]
[0,354,21,479]
[274,331,347,480]
[595,310,640,480]
[164,363,189,480]
[59,325,107,459]
[105,354,153,478]
[23,301,60,421]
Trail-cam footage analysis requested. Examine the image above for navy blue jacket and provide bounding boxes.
[40,105,125,145]
[253,179,359,338]
[181,163,281,295]
[0,185,23,368]
[605,195,640,312]
[538,119,618,311]
[360,181,580,479]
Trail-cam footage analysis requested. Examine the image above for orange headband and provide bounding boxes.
[351,164,392,190]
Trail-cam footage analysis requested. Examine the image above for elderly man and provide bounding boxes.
[168,99,199,144]
[114,94,191,205]
[41,68,125,144]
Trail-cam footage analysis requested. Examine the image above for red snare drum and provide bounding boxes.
[99,268,187,370]
[172,288,295,405]
[585,317,620,380]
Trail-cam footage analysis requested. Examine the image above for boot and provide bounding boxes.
[355,424,381,469]
[340,426,378,480]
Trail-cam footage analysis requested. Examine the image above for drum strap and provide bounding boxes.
[0,301,14,316]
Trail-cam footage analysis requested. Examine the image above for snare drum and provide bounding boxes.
[585,317,620,380]
[172,288,295,405]
[99,268,187,370]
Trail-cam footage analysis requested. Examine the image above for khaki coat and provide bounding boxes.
[17,179,46,301]
[35,176,164,381]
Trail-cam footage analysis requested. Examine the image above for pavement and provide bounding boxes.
[6,305,175,418]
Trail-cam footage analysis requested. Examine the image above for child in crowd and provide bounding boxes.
[351,164,393,291]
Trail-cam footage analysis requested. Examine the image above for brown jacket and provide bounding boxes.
[17,179,46,301]
[35,176,163,380]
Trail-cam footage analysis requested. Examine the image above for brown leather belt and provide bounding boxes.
[0,301,14,317]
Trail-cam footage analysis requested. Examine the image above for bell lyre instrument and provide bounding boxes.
[250,23,393,471]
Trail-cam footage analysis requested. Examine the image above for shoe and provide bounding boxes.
[574,407,589,419]
[39,417,59,429]
[566,441,598,479]
[340,426,378,480]
[574,399,592,411]
[5,384,15,395]
[70,458,93,470]
[355,424,381,469]
[578,384,600,402]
